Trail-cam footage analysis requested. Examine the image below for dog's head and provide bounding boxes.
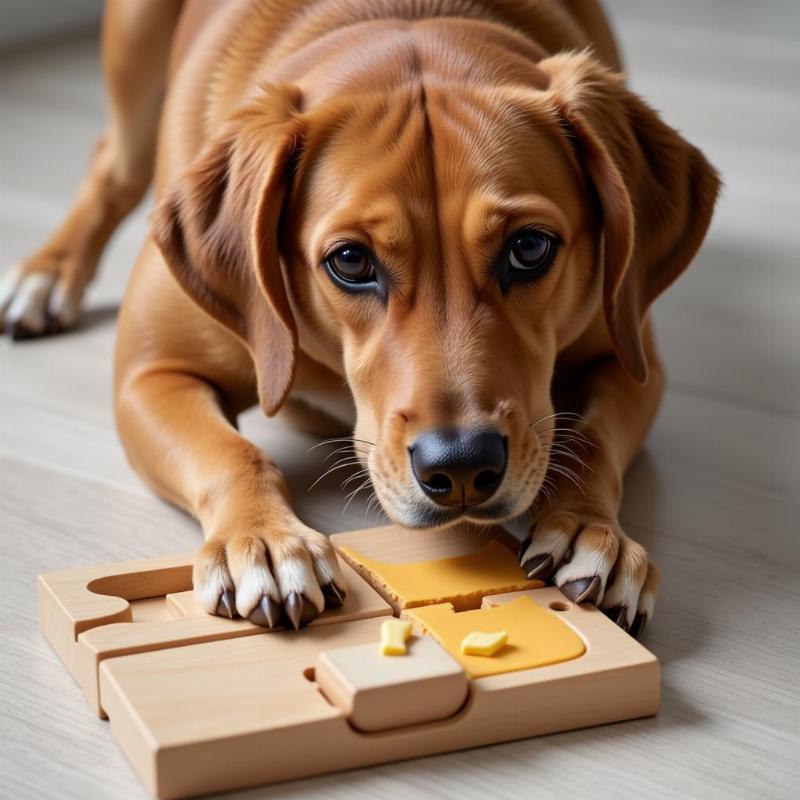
[154,30,719,529]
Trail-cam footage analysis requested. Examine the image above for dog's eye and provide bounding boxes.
[505,230,558,280]
[325,246,376,285]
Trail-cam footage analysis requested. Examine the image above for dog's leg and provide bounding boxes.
[0,0,182,338]
[115,261,347,629]
[519,324,664,635]
[116,369,347,628]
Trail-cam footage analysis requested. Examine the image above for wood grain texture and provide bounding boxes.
[1,2,799,798]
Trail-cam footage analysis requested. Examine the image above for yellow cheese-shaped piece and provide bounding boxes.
[380,618,413,655]
[461,630,508,657]
[407,595,585,678]
[338,539,543,612]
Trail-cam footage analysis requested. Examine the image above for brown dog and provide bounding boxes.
[0,0,719,633]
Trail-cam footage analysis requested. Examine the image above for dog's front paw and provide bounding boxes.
[193,520,347,630]
[518,507,660,637]
[0,259,83,339]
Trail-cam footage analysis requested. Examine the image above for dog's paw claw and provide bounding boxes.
[560,575,601,604]
[248,594,282,628]
[321,581,345,609]
[603,604,629,631]
[9,321,33,340]
[284,591,318,630]
[629,611,648,638]
[215,589,237,619]
[522,552,554,580]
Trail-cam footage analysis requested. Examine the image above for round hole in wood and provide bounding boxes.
[303,667,316,682]
[549,601,571,612]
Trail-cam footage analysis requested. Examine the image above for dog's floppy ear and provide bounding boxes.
[152,84,304,414]
[539,53,721,383]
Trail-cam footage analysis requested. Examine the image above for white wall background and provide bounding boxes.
[0,0,102,50]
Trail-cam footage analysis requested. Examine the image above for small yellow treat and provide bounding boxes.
[380,618,413,655]
[460,630,508,657]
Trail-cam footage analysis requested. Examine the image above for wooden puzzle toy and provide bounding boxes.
[38,524,660,798]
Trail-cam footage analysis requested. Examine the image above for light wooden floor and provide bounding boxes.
[1,3,798,798]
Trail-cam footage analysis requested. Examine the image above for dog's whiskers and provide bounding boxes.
[547,462,588,493]
[530,414,592,498]
[307,457,367,492]
[529,411,586,430]
[549,445,594,472]
[364,491,388,522]
[307,436,376,492]
[341,468,370,490]
[323,443,371,463]
[306,436,376,454]
[534,426,594,447]
[342,475,374,514]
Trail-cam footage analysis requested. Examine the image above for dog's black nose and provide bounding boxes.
[409,428,507,507]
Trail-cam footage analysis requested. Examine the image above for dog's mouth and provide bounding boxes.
[370,476,537,531]
[396,501,518,530]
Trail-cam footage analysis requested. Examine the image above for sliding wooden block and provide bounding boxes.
[333,524,542,612]
[38,554,391,715]
[98,589,658,799]
[405,595,586,678]
[315,634,468,732]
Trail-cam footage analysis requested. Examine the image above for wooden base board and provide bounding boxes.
[38,526,660,798]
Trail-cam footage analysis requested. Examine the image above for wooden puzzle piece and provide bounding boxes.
[37,554,192,699]
[39,554,391,715]
[331,523,520,563]
[315,634,468,732]
[334,528,543,612]
[405,595,586,678]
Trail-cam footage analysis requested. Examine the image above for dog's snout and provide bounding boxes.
[409,428,507,507]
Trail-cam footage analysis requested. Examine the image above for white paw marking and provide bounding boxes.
[555,542,617,604]
[309,554,346,592]
[194,562,233,615]
[637,589,656,621]
[5,272,54,331]
[233,563,280,618]
[47,281,80,326]
[0,264,22,315]
[521,523,574,565]
[301,533,346,590]
[601,574,643,626]
[275,555,325,613]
